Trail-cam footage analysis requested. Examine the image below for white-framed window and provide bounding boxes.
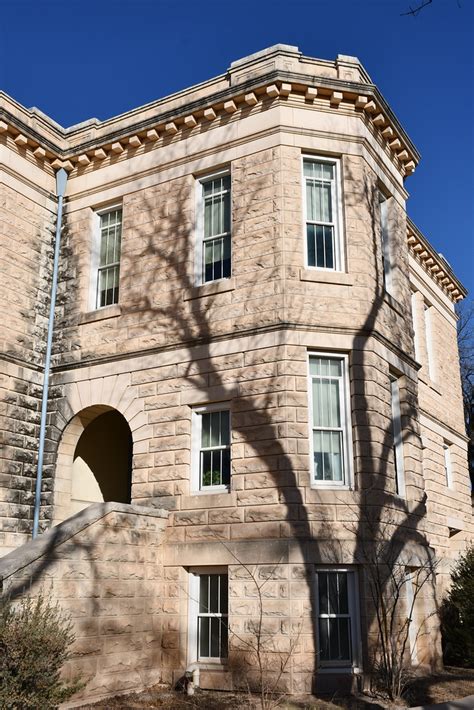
[192,405,231,492]
[303,156,343,271]
[92,205,122,309]
[411,290,421,362]
[443,442,453,488]
[424,302,435,380]
[315,568,361,670]
[390,374,405,497]
[379,191,393,295]
[196,171,231,284]
[188,568,228,663]
[308,354,353,487]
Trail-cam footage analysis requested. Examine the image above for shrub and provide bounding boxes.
[441,544,474,668]
[0,591,83,709]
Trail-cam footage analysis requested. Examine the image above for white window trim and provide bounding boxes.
[302,155,345,272]
[411,291,421,363]
[315,567,362,673]
[424,302,435,381]
[89,203,123,311]
[379,192,393,295]
[307,352,354,489]
[195,169,231,287]
[443,442,454,489]
[187,567,228,666]
[390,375,406,498]
[191,403,231,494]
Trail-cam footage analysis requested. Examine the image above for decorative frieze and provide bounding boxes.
[0,74,418,179]
[406,221,466,303]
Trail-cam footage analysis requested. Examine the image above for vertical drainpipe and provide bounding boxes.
[32,168,68,538]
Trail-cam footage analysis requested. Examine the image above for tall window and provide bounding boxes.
[379,192,393,294]
[303,157,342,270]
[198,173,231,283]
[192,406,231,491]
[424,302,435,379]
[390,375,405,497]
[443,442,453,488]
[316,569,359,667]
[309,355,351,486]
[96,208,122,308]
[189,570,228,663]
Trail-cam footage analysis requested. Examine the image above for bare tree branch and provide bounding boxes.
[401,0,433,16]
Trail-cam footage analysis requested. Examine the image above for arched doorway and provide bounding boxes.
[53,405,133,524]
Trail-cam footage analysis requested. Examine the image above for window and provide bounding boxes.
[411,291,421,362]
[390,375,405,497]
[192,406,231,491]
[188,570,228,663]
[309,354,352,486]
[95,207,122,308]
[315,569,360,668]
[379,191,393,294]
[424,302,435,379]
[197,173,231,284]
[303,157,342,271]
[443,442,453,488]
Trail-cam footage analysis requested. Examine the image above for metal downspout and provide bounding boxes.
[32,168,68,538]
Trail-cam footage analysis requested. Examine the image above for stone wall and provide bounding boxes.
[0,179,57,551]
[0,502,169,704]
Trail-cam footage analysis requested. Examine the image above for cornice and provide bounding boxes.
[0,71,419,181]
[406,217,467,303]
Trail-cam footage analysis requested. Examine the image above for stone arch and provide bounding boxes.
[52,374,152,525]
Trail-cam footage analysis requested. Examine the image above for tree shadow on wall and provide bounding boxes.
[107,155,438,690]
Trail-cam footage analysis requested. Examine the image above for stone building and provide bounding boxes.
[0,45,471,702]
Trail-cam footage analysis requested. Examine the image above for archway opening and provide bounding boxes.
[70,409,132,516]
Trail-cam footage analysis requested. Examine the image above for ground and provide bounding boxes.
[76,668,474,709]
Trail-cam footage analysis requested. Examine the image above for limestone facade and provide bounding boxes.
[0,45,471,699]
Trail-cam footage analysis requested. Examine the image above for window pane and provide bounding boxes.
[201,414,211,448]
[323,226,334,269]
[328,572,339,614]
[319,617,330,661]
[312,379,341,428]
[338,618,351,661]
[318,572,328,614]
[337,572,349,614]
[199,617,210,657]
[313,431,343,481]
[221,448,231,486]
[220,411,230,445]
[210,617,220,657]
[209,574,219,612]
[220,575,228,613]
[199,575,208,613]
[220,618,228,658]
[307,224,316,267]
[201,451,212,487]
[211,451,221,486]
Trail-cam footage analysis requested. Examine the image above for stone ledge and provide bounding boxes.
[79,304,122,325]
[183,278,235,301]
[299,268,354,286]
[0,502,169,583]
[383,292,405,317]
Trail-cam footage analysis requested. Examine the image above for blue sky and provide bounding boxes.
[1,0,473,295]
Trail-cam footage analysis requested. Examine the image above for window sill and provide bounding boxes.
[418,372,442,395]
[182,491,236,509]
[80,304,121,324]
[184,278,235,301]
[300,268,354,286]
[318,666,362,675]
